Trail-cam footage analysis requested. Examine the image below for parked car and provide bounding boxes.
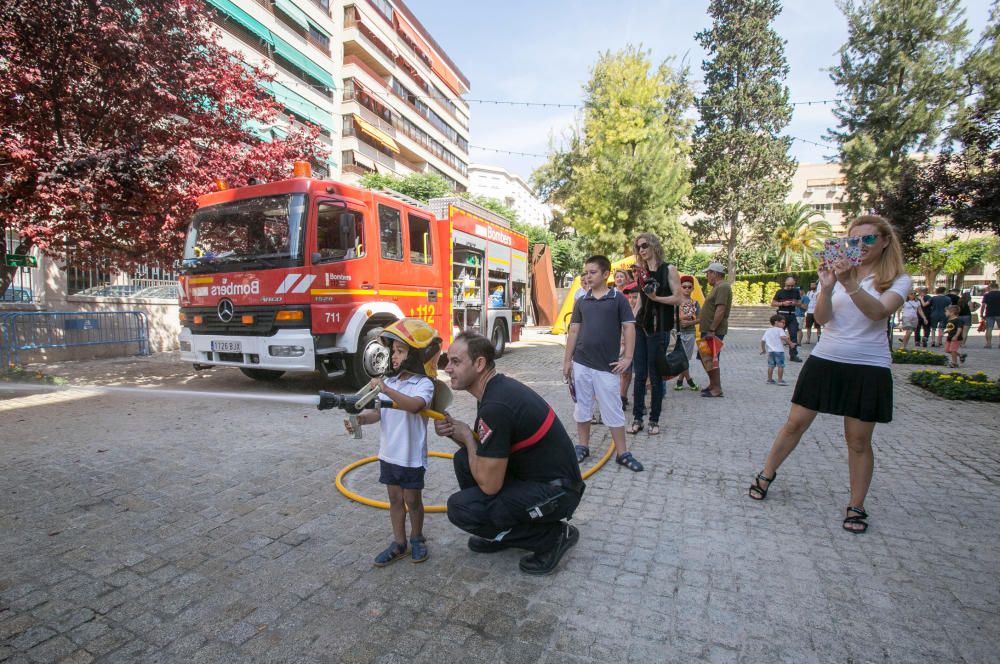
[1,287,33,302]
[132,284,179,300]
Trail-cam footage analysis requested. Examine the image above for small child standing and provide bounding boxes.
[563,255,643,471]
[943,305,968,368]
[761,314,792,385]
[345,319,440,567]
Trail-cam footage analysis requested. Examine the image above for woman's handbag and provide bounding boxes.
[656,306,689,380]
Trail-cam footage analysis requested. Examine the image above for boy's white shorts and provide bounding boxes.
[572,361,626,428]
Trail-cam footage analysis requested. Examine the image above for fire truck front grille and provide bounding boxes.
[182,307,310,336]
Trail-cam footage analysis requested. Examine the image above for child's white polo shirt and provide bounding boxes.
[378,373,435,468]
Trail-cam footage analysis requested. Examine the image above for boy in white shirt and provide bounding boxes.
[761,314,792,385]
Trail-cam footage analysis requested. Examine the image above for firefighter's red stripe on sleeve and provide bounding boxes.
[510,407,555,453]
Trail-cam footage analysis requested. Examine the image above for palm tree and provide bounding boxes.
[773,203,832,272]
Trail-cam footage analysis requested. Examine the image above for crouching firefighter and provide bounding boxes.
[435,331,584,575]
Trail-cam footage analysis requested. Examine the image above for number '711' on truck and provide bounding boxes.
[177,162,529,387]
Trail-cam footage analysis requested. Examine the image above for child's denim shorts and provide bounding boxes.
[767,351,785,368]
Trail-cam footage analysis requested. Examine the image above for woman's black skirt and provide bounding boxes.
[791,355,894,423]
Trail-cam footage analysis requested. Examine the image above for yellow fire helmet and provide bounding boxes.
[379,318,443,378]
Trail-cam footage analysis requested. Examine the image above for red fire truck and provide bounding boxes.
[177,164,529,387]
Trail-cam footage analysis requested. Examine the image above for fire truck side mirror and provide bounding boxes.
[311,252,322,264]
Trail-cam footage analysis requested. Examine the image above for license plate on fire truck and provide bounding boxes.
[211,341,242,353]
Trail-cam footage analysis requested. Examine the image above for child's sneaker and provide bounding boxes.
[960,353,967,364]
[674,380,685,391]
[777,379,788,386]
[687,379,699,390]
[766,379,776,384]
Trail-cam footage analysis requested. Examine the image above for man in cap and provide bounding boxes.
[699,263,732,397]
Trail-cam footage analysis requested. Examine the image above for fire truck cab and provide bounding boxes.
[177,169,528,387]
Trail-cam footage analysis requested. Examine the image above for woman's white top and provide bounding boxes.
[901,299,921,324]
[812,273,912,368]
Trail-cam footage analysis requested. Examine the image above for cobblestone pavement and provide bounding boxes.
[1,327,998,663]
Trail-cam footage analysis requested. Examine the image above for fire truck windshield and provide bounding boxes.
[182,194,307,273]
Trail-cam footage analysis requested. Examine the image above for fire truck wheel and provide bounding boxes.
[491,321,508,358]
[348,325,390,388]
[239,368,286,382]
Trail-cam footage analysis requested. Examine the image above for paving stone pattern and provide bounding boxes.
[1,328,998,663]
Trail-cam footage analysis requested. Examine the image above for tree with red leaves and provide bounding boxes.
[0,0,328,293]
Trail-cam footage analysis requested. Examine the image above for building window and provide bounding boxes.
[367,0,394,23]
[408,213,432,265]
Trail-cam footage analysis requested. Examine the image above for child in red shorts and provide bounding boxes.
[943,305,968,368]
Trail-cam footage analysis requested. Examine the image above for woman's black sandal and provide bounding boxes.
[843,506,869,534]
[748,471,776,500]
[627,421,643,435]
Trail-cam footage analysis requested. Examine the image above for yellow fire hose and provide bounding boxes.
[334,407,616,513]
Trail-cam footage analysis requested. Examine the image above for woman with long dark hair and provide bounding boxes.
[747,216,911,534]
[628,233,682,435]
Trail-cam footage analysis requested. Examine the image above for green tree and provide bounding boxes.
[357,172,519,223]
[910,238,953,287]
[944,237,1000,287]
[827,0,968,214]
[358,172,452,202]
[690,0,797,277]
[928,3,1000,235]
[772,203,832,271]
[532,46,694,257]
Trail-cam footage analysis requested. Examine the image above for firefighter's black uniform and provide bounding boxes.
[446,374,584,554]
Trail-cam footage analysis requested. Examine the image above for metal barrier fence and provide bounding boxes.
[0,311,150,368]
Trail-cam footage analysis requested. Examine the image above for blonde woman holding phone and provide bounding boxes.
[747,216,911,535]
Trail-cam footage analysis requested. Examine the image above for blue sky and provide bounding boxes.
[406,0,995,183]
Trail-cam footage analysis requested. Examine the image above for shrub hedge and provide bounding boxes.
[892,349,948,365]
[910,370,1000,401]
[699,270,819,305]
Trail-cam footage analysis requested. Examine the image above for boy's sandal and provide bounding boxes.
[842,506,869,534]
[574,445,591,463]
[647,423,660,435]
[373,541,408,567]
[627,421,643,434]
[748,471,776,501]
[616,452,644,472]
[410,536,428,563]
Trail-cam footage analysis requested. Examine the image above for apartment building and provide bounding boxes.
[468,164,552,227]
[339,0,471,191]
[204,0,340,174]
[786,162,851,232]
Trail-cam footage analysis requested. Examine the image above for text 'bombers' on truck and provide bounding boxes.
[177,162,529,387]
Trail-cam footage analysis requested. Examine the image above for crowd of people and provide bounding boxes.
[565,215,993,536]
[339,214,996,576]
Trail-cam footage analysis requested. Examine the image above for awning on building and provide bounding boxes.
[206,0,274,46]
[353,115,400,153]
[272,34,335,89]
[263,80,335,132]
[274,0,310,30]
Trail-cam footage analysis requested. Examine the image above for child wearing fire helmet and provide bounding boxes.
[344,318,449,566]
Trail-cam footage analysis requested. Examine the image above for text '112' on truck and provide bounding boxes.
[177,162,529,387]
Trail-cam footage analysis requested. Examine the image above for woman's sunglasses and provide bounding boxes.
[846,234,880,246]
[636,242,650,250]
